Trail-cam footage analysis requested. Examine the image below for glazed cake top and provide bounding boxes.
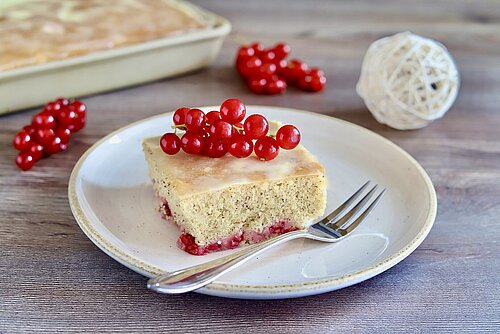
[142,124,325,198]
[0,0,208,72]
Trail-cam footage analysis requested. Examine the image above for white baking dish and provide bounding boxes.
[0,1,231,115]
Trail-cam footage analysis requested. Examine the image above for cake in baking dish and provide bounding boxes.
[142,122,327,255]
[0,0,209,72]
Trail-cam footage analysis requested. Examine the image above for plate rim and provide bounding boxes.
[68,106,437,297]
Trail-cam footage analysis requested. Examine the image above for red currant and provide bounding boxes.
[70,100,86,117]
[44,136,62,155]
[32,111,56,130]
[220,98,246,124]
[55,97,70,106]
[22,125,37,136]
[276,125,301,149]
[298,72,326,92]
[260,50,276,63]
[243,114,269,139]
[285,59,308,84]
[13,130,32,151]
[72,115,86,132]
[27,142,44,161]
[205,111,222,125]
[275,59,288,76]
[205,138,227,158]
[59,143,69,152]
[254,136,280,161]
[181,131,205,154]
[160,133,181,155]
[266,78,287,95]
[236,46,255,63]
[228,135,253,158]
[209,119,233,141]
[248,78,267,94]
[273,43,291,60]
[257,62,277,79]
[55,128,71,144]
[43,101,62,116]
[173,107,190,126]
[309,68,325,78]
[15,152,35,171]
[185,109,206,132]
[251,42,264,55]
[237,56,262,78]
[57,107,78,130]
[35,128,56,146]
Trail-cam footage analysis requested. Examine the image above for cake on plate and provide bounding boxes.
[142,119,327,255]
[0,0,209,72]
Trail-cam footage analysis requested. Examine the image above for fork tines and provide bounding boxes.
[314,181,386,238]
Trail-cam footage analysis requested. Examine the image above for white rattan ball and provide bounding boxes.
[356,32,460,130]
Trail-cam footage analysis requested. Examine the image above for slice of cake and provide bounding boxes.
[142,122,327,255]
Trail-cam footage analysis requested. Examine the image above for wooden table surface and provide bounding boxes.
[1,0,499,332]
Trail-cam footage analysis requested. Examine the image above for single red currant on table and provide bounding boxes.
[12,97,87,171]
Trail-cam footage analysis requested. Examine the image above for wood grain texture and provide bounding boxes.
[1,0,500,332]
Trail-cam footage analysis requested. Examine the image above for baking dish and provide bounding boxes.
[0,1,231,115]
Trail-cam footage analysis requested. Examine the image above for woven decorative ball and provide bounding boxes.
[356,32,460,130]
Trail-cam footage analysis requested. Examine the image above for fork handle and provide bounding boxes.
[147,230,310,294]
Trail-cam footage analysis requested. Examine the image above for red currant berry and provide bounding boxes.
[181,131,205,154]
[13,130,32,151]
[260,50,276,63]
[59,142,69,152]
[220,98,246,124]
[309,75,327,92]
[205,111,222,125]
[44,136,62,155]
[248,78,267,94]
[35,128,56,146]
[285,59,308,84]
[237,56,262,78]
[27,142,44,161]
[173,107,190,126]
[15,152,35,171]
[55,127,71,144]
[205,138,227,158]
[32,111,56,130]
[72,115,86,132]
[160,133,181,155]
[266,78,287,95]
[254,136,280,161]
[309,68,325,78]
[22,125,37,136]
[257,62,277,78]
[70,100,86,117]
[43,101,62,116]
[57,107,78,129]
[185,109,206,132]
[209,119,233,141]
[276,125,301,149]
[55,97,70,106]
[243,114,269,139]
[251,42,264,54]
[273,43,291,60]
[275,59,288,76]
[228,135,253,158]
[236,46,255,63]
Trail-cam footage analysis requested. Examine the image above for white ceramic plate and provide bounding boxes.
[69,106,437,299]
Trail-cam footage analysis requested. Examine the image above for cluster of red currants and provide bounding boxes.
[236,42,327,95]
[160,98,301,161]
[12,97,86,171]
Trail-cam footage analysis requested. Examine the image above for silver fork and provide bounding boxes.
[147,181,385,294]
